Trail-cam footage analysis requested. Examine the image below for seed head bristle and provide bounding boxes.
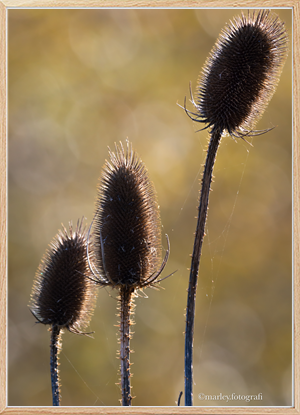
[90,141,163,289]
[191,10,288,138]
[29,219,97,335]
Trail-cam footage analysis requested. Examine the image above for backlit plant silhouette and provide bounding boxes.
[87,141,170,406]
[27,9,289,407]
[183,10,288,406]
[29,220,97,406]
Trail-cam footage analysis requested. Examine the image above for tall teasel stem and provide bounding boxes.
[88,140,170,406]
[119,286,134,406]
[50,325,61,406]
[183,10,288,406]
[185,128,222,406]
[29,219,97,405]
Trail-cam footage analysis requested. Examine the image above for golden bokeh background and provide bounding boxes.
[8,8,292,406]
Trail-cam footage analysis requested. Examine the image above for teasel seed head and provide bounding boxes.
[29,218,97,335]
[88,140,169,290]
[187,10,288,138]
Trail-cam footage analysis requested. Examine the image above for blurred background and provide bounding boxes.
[8,8,292,407]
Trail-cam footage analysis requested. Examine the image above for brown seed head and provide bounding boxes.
[29,219,97,334]
[190,10,288,137]
[90,141,163,289]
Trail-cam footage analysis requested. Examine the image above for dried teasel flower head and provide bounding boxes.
[29,219,97,335]
[187,10,288,138]
[88,140,169,290]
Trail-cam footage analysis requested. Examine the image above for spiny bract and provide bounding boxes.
[90,141,166,289]
[190,10,288,138]
[29,219,97,335]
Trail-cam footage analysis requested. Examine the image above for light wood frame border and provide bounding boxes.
[0,1,298,414]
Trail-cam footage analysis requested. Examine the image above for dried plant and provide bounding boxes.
[88,140,169,406]
[183,10,288,406]
[29,219,97,405]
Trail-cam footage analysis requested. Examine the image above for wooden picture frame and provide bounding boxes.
[1,1,298,414]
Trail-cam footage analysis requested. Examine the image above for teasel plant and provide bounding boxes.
[181,10,288,406]
[29,219,97,406]
[87,140,170,406]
